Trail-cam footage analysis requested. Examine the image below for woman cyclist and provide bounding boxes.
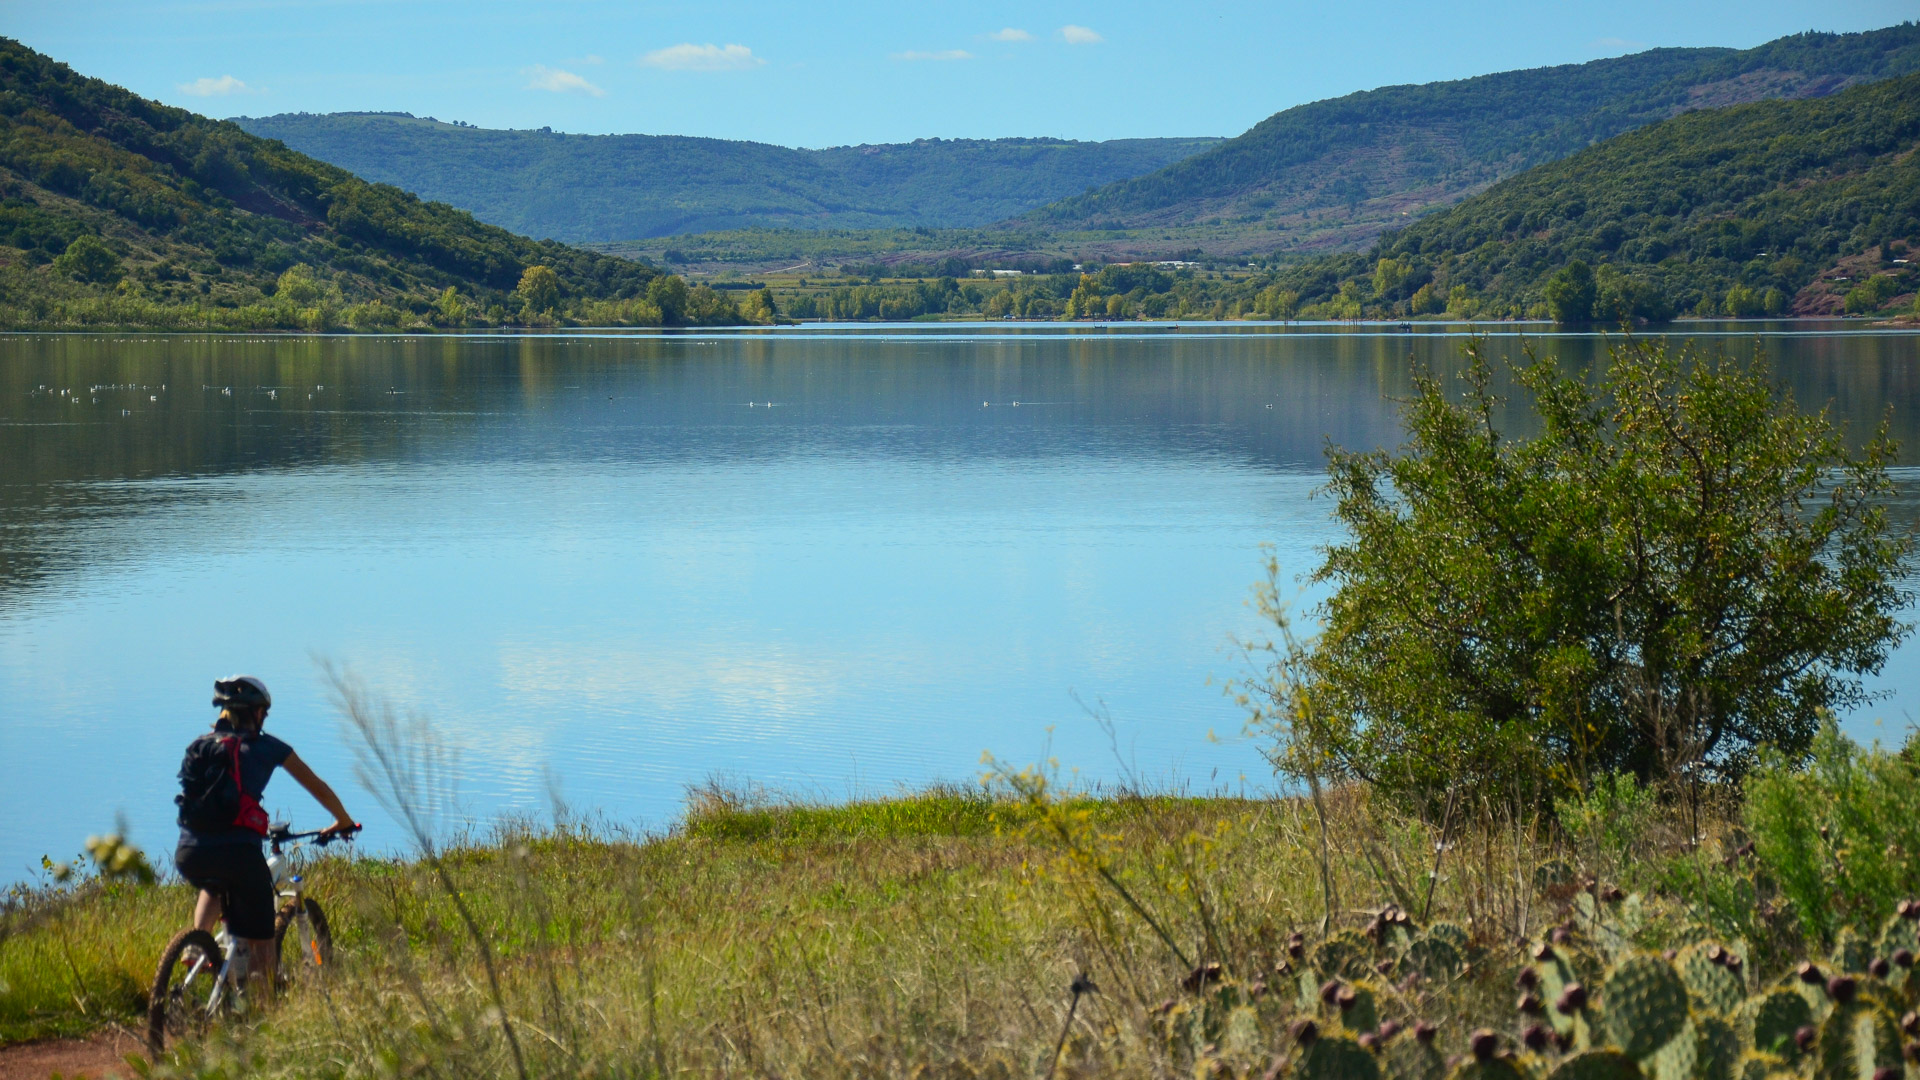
[173,675,357,1000]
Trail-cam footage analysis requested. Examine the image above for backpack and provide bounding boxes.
[175,733,270,836]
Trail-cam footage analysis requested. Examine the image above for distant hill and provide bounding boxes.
[227,114,1221,243]
[0,39,686,329]
[1249,70,1920,321]
[1024,24,1920,254]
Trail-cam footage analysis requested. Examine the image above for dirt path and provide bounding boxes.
[0,1030,143,1079]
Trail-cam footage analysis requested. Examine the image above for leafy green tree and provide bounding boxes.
[275,264,323,305]
[516,265,561,314]
[1372,258,1407,303]
[435,286,468,326]
[1542,260,1595,323]
[647,274,689,324]
[52,234,123,284]
[1297,337,1912,807]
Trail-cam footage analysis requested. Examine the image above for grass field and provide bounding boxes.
[2,771,1790,1079]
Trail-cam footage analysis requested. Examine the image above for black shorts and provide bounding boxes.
[174,842,277,940]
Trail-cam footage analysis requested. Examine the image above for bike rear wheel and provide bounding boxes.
[147,928,224,1056]
[274,897,333,979]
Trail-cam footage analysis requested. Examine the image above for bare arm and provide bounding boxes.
[281,751,356,835]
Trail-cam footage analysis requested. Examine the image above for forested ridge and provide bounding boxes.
[0,38,742,330]
[1024,24,1920,253]
[230,113,1220,244]
[1231,70,1920,322]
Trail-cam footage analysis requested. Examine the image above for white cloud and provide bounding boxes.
[177,75,256,97]
[894,49,973,62]
[1590,36,1648,51]
[522,64,606,96]
[987,28,1032,42]
[1059,24,1104,45]
[640,43,765,72]
[569,54,606,66]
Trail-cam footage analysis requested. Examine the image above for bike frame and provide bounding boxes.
[182,826,341,1017]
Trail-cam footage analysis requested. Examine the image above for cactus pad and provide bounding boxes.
[1736,1052,1789,1080]
[1315,930,1379,981]
[1693,1014,1741,1080]
[1546,1050,1642,1080]
[1297,1035,1383,1080]
[1744,987,1814,1058]
[1813,1003,1902,1080]
[1336,980,1381,1034]
[1386,1036,1449,1080]
[1678,945,1746,1017]
[1403,937,1464,981]
[1446,1057,1527,1080]
[1426,922,1470,951]
[1603,954,1690,1059]
[1830,930,1873,976]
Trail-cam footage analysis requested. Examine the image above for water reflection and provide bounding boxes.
[0,325,1914,879]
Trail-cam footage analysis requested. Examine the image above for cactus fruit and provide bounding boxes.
[1297,1035,1382,1080]
[1744,987,1815,1058]
[1547,1049,1644,1080]
[1602,954,1690,1058]
[1679,944,1748,1017]
[1814,1004,1904,1080]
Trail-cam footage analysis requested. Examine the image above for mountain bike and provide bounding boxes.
[146,823,359,1055]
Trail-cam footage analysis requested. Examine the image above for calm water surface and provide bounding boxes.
[1,323,1915,878]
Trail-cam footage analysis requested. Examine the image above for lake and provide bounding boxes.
[1,323,1915,880]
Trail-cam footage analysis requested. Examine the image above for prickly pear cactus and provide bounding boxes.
[1734,1051,1790,1080]
[1691,1014,1742,1080]
[1546,1049,1642,1080]
[1830,930,1874,977]
[1446,1057,1527,1080]
[1644,1018,1698,1080]
[1335,980,1381,1034]
[1874,913,1918,989]
[1602,954,1690,1059]
[1297,1035,1382,1080]
[1678,945,1747,1017]
[1316,930,1379,981]
[1813,1003,1903,1080]
[1403,936,1464,981]
[1741,987,1813,1058]
[1385,1035,1447,1080]
[1426,921,1470,951]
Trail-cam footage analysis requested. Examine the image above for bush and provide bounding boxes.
[50,234,122,284]
[1746,720,1920,943]
[1297,336,1913,808]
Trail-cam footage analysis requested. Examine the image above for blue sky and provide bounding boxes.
[8,1,1916,147]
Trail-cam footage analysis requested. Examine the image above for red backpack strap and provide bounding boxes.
[226,736,245,798]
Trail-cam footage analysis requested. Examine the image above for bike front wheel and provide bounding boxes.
[274,896,333,980]
[147,927,224,1056]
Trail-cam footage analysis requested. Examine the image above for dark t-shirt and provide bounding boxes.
[176,723,294,849]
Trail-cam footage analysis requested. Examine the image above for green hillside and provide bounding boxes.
[228,113,1221,243]
[0,39,712,330]
[1025,24,1920,254]
[1241,70,1920,322]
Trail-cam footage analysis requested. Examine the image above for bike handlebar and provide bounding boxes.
[268,823,363,846]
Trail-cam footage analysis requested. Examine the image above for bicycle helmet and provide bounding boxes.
[212,675,272,709]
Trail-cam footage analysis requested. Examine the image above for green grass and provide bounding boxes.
[1,779,1796,1078]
